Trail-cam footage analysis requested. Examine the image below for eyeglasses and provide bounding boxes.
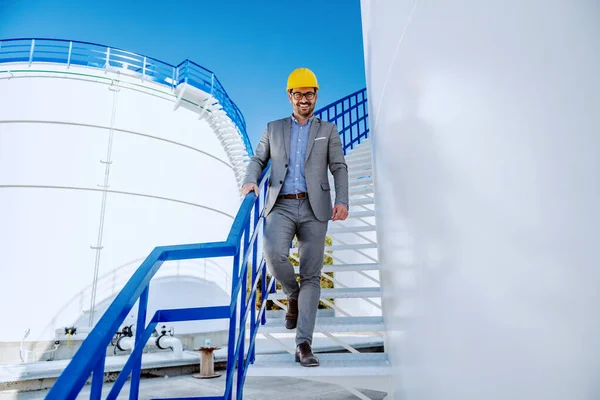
[291,92,316,101]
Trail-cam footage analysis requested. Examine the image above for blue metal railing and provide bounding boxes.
[314,88,369,151]
[46,168,273,400]
[0,38,253,155]
[44,89,368,399]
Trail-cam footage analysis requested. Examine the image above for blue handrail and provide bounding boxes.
[0,38,253,156]
[44,88,368,400]
[47,167,273,400]
[314,88,369,151]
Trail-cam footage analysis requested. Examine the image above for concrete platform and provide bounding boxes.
[0,374,389,400]
[0,334,384,393]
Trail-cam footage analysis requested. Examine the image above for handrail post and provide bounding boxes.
[250,199,259,363]
[28,39,35,66]
[105,47,111,71]
[363,90,368,141]
[184,60,189,84]
[350,95,355,147]
[90,353,106,400]
[67,41,72,68]
[129,286,149,400]
[142,56,146,81]
[261,179,269,325]
[225,252,240,400]
[237,220,250,399]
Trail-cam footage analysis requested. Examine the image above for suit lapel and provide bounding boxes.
[283,117,291,160]
[304,118,320,162]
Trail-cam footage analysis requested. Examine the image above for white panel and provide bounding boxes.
[98,195,234,278]
[107,129,239,213]
[0,124,106,187]
[0,189,101,342]
[0,76,114,126]
[361,1,600,398]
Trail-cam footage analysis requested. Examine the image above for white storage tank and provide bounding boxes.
[0,39,250,353]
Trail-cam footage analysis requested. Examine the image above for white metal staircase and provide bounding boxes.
[247,138,393,398]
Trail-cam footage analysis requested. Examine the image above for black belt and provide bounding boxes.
[279,192,308,199]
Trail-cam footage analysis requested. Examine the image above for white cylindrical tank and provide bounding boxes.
[0,40,250,346]
[361,1,600,399]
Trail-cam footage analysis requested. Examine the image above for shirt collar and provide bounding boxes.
[291,114,314,126]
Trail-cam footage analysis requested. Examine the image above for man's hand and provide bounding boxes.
[242,182,259,196]
[332,204,349,221]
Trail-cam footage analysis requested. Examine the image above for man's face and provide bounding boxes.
[289,87,318,118]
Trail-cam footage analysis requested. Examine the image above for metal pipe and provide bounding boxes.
[116,336,134,352]
[117,333,183,359]
[155,335,183,358]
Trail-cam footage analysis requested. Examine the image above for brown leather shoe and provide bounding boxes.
[295,341,319,367]
[285,298,298,330]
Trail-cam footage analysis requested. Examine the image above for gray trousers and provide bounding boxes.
[263,198,328,346]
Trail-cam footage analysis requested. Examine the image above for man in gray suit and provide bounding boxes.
[241,68,349,367]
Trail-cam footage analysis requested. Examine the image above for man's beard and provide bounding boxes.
[296,102,314,116]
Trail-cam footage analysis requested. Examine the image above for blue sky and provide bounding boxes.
[0,0,367,146]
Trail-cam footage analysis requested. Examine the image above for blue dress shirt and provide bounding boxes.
[280,115,348,209]
[281,115,312,195]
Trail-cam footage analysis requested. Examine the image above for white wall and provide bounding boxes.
[0,65,241,344]
[361,1,600,398]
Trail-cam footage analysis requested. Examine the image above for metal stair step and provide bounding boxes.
[326,243,377,251]
[322,263,379,272]
[290,243,377,254]
[352,177,373,186]
[346,157,372,166]
[345,151,372,161]
[260,316,385,334]
[349,186,374,196]
[347,209,376,218]
[348,158,372,165]
[347,152,372,161]
[348,138,371,145]
[330,177,373,187]
[246,353,391,378]
[327,225,376,234]
[348,145,372,154]
[347,149,371,157]
[347,152,372,160]
[349,170,372,178]
[346,159,372,167]
[346,151,371,158]
[269,287,381,300]
[350,197,375,206]
[293,263,380,273]
[348,161,373,170]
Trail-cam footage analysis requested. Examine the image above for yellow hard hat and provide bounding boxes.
[286,68,320,92]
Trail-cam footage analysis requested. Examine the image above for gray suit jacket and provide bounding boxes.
[242,116,349,222]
